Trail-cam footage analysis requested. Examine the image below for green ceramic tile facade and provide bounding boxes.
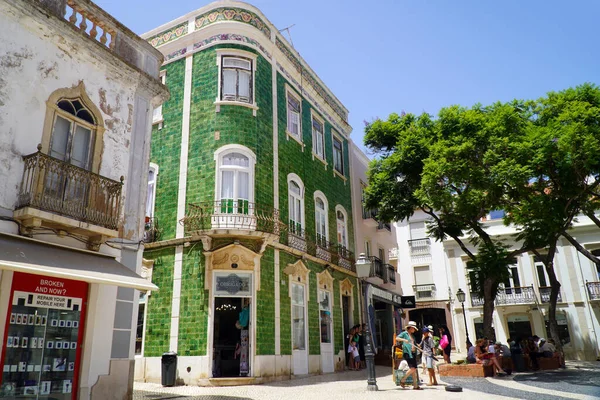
[178,245,209,356]
[151,59,185,241]
[143,248,175,357]
[256,247,275,355]
[276,73,354,252]
[144,41,358,365]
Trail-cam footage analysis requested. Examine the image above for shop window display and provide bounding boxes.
[1,273,87,399]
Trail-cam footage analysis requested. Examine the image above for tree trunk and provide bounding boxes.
[562,230,600,269]
[541,244,565,364]
[482,277,496,340]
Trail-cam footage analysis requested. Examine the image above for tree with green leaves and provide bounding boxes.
[502,83,600,359]
[364,102,534,339]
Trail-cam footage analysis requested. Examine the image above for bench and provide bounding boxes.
[438,363,495,378]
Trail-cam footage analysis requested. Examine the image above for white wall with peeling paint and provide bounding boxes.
[0,1,168,399]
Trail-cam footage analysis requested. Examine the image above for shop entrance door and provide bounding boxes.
[212,297,251,378]
[507,315,532,340]
[319,290,334,373]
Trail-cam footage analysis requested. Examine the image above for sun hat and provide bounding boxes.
[406,321,418,330]
[422,327,430,333]
[539,337,546,342]
[427,325,433,331]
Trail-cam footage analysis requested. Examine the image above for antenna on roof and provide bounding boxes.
[279,24,296,48]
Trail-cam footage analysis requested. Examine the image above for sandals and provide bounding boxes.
[413,386,423,390]
[399,381,406,388]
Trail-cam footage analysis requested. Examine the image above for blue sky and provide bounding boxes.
[96,0,600,153]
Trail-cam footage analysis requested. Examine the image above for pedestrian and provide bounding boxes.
[347,326,357,370]
[359,323,366,369]
[475,338,506,376]
[466,340,476,363]
[420,327,438,386]
[438,325,452,363]
[396,321,422,390]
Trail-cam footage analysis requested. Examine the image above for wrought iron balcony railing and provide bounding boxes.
[279,228,355,272]
[182,201,285,236]
[408,238,431,256]
[495,286,536,305]
[539,286,562,303]
[367,256,385,281]
[377,221,392,231]
[470,292,485,307]
[413,283,436,300]
[385,263,396,285]
[587,281,600,300]
[362,208,377,220]
[16,150,123,230]
[143,217,161,243]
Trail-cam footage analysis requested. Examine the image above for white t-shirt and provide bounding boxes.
[488,345,496,353]
[540,342,556,353]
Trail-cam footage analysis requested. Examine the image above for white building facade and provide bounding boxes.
[349,142,401,363]
[393,212,600,360]
[0,0,167,398]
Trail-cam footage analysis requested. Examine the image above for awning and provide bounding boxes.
[0,233,157,291]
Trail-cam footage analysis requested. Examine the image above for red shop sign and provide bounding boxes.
[1,272,88,399]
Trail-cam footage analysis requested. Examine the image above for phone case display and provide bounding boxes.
[0,273,88,400]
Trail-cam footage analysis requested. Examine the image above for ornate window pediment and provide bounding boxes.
[317,269,333,291]
[339,278,354,297]
[283,259,310,285]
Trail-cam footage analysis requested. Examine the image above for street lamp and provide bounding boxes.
[355,254,378,391]
[456,288,470,344]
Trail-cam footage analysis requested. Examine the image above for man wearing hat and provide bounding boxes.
[396,321,422,390]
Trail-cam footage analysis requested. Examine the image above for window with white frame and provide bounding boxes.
[287,91,301,138]
[312,115,325,160]
[152,71,166,125]
[314,193,328,246]
[221,56,253,104]
[319,290,332,343]
[336,206,348,249]
[215,146,255,215]
[146,164,158,219]
[288,176,304,236]
[332,134,344,175]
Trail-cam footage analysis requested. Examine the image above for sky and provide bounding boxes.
[96,0,600,154]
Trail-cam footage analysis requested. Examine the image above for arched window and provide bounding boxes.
[336,206,348,249]
[314,191,329,246]
[288,174,305,236]
[50,99,96,170]
[215,145,256,215]
[146,163,159,219]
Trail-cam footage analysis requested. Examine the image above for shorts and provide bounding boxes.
[424,355,434,369]
[403,355,417,369]
[354,356,360,363]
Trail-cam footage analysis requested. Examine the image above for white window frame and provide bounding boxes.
[215,49,259,116]
[285,84,303,146]
[146,162,159,219]
[335,205,349,249]
[291,281,308,351]
[152,70,166,128]
[313,190,329,245]
[288,173,305,237]
[214,144,256,206]
[318,289,333,344]
[311,110,326,166]
[331,130,345,178]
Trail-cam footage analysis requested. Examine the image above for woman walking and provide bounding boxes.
[396,321,422,390]
[438,326,452,364]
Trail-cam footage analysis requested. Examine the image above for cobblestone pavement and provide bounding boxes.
[134,362,600,400]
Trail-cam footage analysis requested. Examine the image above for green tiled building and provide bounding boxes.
[137,1,361,384]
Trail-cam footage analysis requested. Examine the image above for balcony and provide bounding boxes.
[14,150,123,240]
[381,263,396,289]
[182,201,284,237]
[377,221,392,232]
[470,292,485,307]
[413,284,436,300]
[587,282,600,301]
[495,286,536,305]
[143,217,161,243]
[365,256,385,284]
[279,228,356,273]
[362,208,379,228]
[389,247,399,260]
[539,286,562,303]
[408,238,431,263]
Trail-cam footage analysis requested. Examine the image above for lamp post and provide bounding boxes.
[355,253,378,391]
[456,288,469,344]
